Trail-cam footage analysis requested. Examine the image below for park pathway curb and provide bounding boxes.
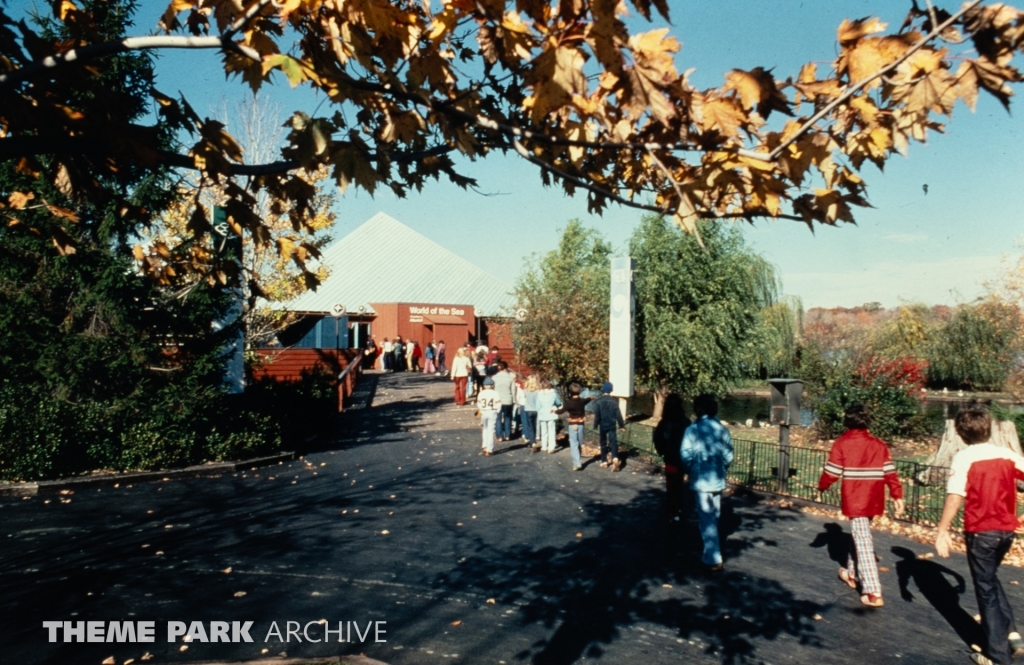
[0,451,295,497]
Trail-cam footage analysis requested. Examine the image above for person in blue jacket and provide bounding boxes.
[680,394,734,572]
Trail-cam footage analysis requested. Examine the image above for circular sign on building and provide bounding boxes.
[515,308,528,321]
[329,303,346,318]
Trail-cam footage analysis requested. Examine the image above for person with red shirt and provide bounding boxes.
[818,403,905,608]
[936,407,1024,665]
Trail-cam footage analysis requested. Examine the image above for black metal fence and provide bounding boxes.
[582,421,955,529]
[727,438,953,527]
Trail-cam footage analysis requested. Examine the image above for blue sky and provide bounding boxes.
[13,0,1023,308]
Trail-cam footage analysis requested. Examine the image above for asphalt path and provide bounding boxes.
[2,371,1022,665]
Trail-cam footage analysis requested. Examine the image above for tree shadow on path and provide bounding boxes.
[434,488,825,665]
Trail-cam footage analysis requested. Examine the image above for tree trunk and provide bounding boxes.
[652,386,668,421]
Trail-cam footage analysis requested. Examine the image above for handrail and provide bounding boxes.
[338,350,364,383]
[336,350,364,412]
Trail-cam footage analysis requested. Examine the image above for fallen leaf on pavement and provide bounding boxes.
[222,567,232,574]
[102,657,115,665]
[486,599,496,605]
[451,620,462,627]
[233,591,247,597]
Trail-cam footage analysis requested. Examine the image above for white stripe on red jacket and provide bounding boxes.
[818,428,903,518]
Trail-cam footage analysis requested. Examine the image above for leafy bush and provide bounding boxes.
[801,348,930,440]
[0,378,285,481]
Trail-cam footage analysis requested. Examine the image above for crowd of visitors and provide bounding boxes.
[365,332,1024,663]
[367,337,447,375]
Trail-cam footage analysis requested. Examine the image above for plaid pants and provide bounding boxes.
[847,517,881,595]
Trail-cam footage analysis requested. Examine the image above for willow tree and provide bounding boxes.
[630,214,779,418]
[4,1,1024,297]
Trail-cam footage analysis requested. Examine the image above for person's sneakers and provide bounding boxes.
[970,652,995,665]
[838,568,858,589]
[611,458,622,472]
[479,450,493,457]
[531,445,540,453]
[1009,631,1024,657]
[860,593,884,608]
[572,466,582,472]
[704,563,724,573]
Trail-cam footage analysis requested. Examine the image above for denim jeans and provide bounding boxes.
[495,405,513,440]
[568,423,584,467]
[521,411,537,443]
[966,530,1016,664]
[599,427,619,461]
[695,490,723,566]
[480,412,498,453]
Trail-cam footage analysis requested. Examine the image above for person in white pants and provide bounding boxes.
[476,377,501,456]
[534,378,562,453]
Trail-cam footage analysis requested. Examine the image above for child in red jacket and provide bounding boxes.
[818,403,905,607]
[936,407,1024,665]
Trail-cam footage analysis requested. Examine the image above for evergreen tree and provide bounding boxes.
[0,1,269,480]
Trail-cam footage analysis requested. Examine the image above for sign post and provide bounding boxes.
[769,378,804,493]
[609,257,636,420]
[329,303,346,350]
[211,205,244,394]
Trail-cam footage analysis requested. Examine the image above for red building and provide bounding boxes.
[274,213,516,361]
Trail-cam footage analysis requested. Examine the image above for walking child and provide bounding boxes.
[591,381,625,470]
[535,379,562,453]
[818,403,905,607]
[936,406,1024,665]
[681,394,733,571]
[522,374,539,449]
[555,382,589,470]
[476,377,501,456]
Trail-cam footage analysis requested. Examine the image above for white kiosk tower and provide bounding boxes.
[609,257,636,418]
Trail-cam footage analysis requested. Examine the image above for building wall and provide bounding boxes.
[370,302,476,352]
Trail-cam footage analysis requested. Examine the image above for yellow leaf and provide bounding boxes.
[723,67,791,118]
[955,60,979,111]
[850,95,879,125]
[263,54,307,87]
[724,69,763,111]
[837,16,887,44]
[57,0,78,20]
[671,196,703,248]
[8,191,34,209]
[698,97,746,138]
[45,204,79,222]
